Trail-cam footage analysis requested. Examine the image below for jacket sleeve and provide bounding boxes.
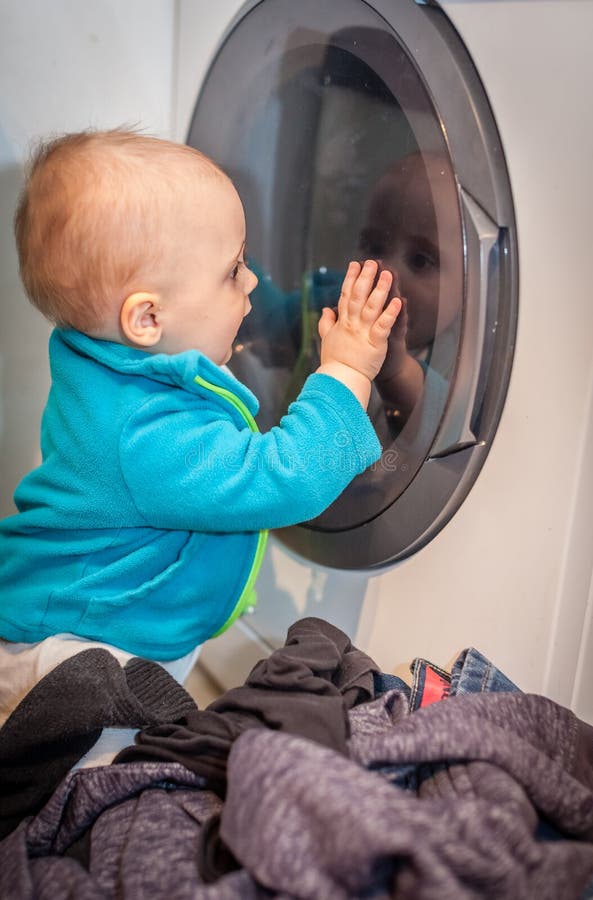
[119,373,382,532]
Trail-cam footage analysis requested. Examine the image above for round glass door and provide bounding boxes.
[187,0,517,567]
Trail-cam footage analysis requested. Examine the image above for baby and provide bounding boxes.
[360,151,463,422]
[0,129,401,667]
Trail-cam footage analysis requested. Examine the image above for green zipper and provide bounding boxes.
[194,374,269,635]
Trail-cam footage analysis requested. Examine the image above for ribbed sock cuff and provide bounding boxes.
[123,657,197,724]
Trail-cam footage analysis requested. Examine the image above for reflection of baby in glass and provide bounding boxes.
[359,152,462,425]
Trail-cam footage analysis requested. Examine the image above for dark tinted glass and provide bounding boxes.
[188,0,464,531]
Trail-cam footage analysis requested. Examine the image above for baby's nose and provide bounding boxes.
[247,268,258,293]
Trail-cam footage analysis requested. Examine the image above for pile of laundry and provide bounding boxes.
[1,616,592,899]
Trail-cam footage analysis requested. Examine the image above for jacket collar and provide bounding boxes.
[54,329,260,415]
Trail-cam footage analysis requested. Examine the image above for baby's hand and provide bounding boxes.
[316,260,401,408]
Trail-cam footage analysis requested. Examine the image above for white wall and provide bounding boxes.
[0,0,176,516]
[174,0,245,140]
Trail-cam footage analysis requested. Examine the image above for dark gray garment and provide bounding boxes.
[0,761,275,900]
[220,692,593,899]
[348,689,593,837]
[0,649,197,837]
[116,615,379,788]
[2,690,593,898]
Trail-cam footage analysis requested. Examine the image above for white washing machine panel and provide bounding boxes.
[176,0,593,721]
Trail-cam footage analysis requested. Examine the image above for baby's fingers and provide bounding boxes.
[337,261,363,315]
[370,296,402,339]
[360,269,394,321]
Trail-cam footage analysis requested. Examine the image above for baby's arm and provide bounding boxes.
[119,262,400,532]
[316,260,402,410]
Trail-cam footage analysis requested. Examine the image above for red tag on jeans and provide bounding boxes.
[419,665,450,708]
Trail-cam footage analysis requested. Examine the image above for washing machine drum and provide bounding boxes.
[187,0,518,568]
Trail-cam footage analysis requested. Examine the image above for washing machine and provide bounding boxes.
[175,0,593,722]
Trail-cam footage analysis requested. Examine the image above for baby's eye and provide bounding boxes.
[230,259,246,280]
[405,248,439,274]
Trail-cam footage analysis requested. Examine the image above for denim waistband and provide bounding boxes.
[449,647,519,697]
[370,647,519,788]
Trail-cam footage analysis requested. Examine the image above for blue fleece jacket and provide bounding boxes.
[0,330,381,659]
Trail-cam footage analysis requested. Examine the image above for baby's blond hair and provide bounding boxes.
[14,128,225,332]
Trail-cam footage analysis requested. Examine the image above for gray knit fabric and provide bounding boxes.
[1,691,592,898]
[222,694,593,898]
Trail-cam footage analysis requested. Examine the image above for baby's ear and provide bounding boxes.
[120,292,162,348]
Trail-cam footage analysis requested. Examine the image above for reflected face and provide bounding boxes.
[360,153,461,350]
[155,177,258,363]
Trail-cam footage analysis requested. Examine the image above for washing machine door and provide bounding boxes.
[187,0,518,568]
